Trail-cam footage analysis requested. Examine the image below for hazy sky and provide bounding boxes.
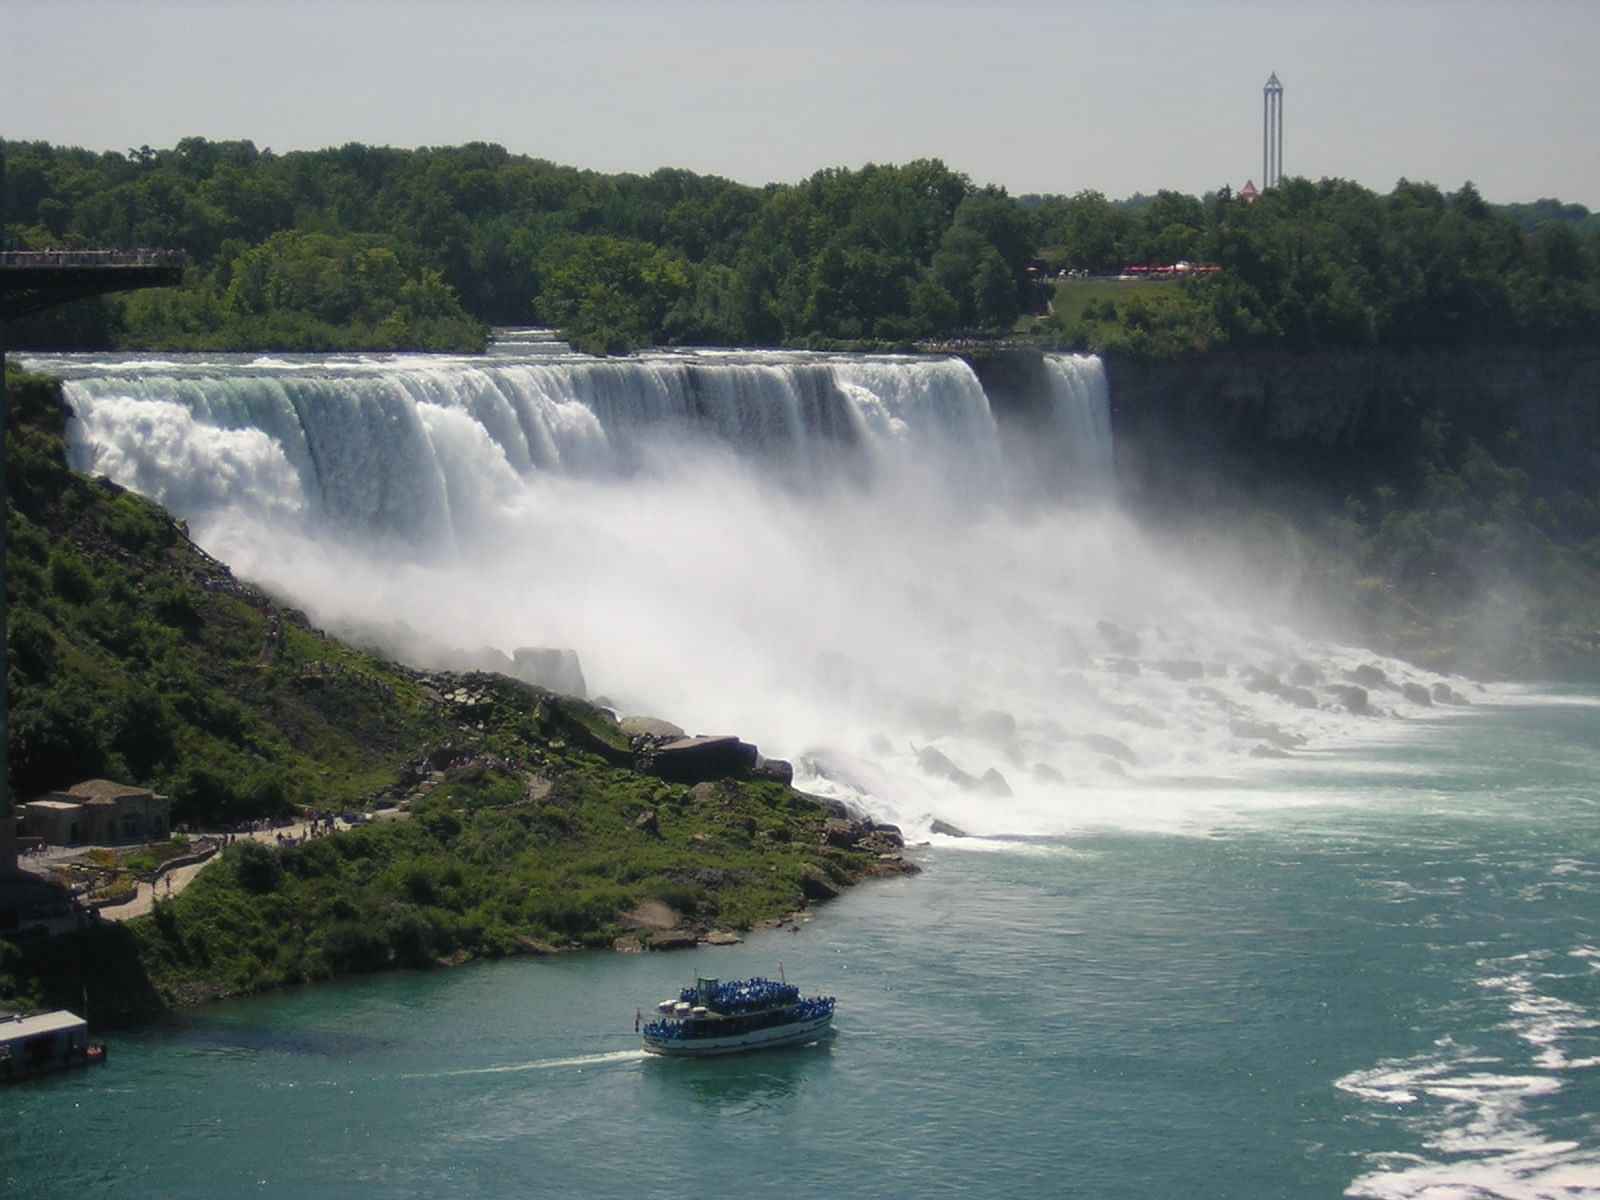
[9,0,1598,205]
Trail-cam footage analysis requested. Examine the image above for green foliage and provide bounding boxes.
[1032,177,1600,357]
[532,234,690,354]
[4,371,440,821]
[117,758,866,1006]
[230,841,283,894]
[6,137,1600,356]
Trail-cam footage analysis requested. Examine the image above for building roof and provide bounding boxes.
[62,779,154,801]
[0,1010,87,1043]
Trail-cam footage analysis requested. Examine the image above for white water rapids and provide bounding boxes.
[36,333,1483,837]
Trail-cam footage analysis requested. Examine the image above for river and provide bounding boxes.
[5,691,1595,1198]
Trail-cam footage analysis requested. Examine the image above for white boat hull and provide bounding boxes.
[641,1012,834,1057]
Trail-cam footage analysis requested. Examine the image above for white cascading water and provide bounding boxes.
[39,336,1479,837]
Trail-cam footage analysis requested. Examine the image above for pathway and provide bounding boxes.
[97,818,338,922]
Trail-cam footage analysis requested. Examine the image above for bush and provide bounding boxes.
[231,841,282,894]
[48,550,95,603]
[321,920,390,973]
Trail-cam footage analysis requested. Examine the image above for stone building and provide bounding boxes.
[21,780,171,846]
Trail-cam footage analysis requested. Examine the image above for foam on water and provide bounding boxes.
[1338,938,1600,1200]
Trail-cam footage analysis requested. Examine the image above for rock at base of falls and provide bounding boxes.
[511,647,587,698]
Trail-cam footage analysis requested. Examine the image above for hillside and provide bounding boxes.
[3,371,912,1023]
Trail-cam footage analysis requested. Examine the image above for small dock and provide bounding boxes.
[0,1010,105,1083]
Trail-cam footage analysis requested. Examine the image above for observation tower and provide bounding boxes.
[1263,72,1284,189]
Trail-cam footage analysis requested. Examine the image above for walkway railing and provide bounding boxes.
[0,249,188,269]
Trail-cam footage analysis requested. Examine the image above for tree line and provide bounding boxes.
[3,137,1598,355]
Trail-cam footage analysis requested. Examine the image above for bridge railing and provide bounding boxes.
[0,249,188,269]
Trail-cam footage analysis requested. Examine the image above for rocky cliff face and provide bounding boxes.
[1101,347,1600,511]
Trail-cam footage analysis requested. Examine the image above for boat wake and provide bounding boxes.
[404,1048,650,1079]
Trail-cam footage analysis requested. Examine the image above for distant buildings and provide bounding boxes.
[20,780,172,847]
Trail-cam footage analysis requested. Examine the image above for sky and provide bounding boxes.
[8,0,1599,206]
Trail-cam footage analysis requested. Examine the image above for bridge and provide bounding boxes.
[0,249,187,319]
[2,247,186,879]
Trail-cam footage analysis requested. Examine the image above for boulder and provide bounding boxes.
[1228,719,1305,749]
[751,756,795,785]
[794,789,854,821]
[929,818,970,838]
[1080,733,1139,766]
[1402,682,1434,706]
[861,824,905,851]
[979,768,1013,797]
[649,736,759,784]
[916,745,979,790]
[1281,685,1319,710]
[648,931,700,951]
[466,646,515,674]
[702,930,742,946]
[799,866,840,902]
[1348,663,1390,690]
[823,819,860,848]
[1326,684,1370,715]
[620,715,687,740]
[633,809,661,837]
[1432,682,1470,705]
[511,647,588,698]
[1289,662,1323,687]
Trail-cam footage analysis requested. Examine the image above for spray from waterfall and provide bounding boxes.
[40,339,1477,836]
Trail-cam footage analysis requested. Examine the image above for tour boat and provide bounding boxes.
[641,976,834,1057]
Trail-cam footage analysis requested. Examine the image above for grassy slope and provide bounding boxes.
[3,371,895,1023]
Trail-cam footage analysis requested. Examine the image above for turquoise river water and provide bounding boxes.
[4,689,1596,1199]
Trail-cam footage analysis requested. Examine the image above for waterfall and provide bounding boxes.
[1041,353,1115,490]
[36,339,1472,837]
[60,350,1029,543]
